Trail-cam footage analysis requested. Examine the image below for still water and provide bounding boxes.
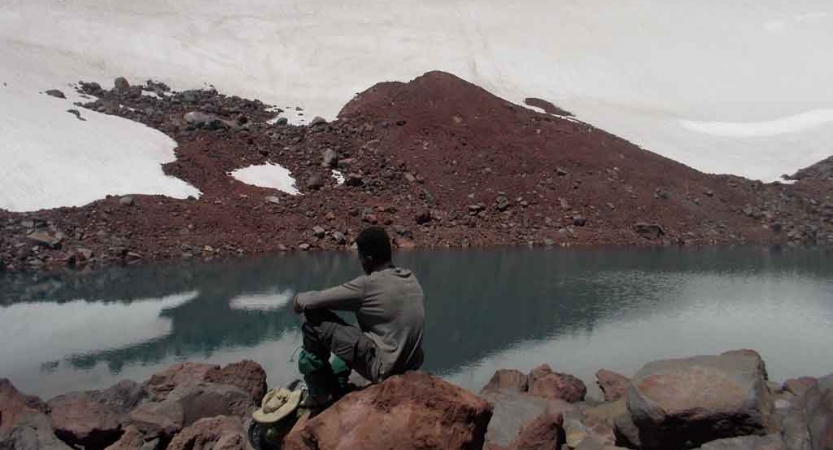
[1,247,832,399]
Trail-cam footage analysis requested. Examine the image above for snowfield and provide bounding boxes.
[1,0,832,211]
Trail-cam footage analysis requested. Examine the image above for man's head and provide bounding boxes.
[356,227,392,274]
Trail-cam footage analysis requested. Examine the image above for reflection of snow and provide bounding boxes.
[331,170,345,185]
[0,291,199,393]
[230,163,300,195]
[681,110,833,138]
[229,291,295,311]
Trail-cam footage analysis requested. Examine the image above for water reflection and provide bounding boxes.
[1,247,832,398]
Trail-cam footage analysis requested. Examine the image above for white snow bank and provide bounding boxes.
[680,110,833,138]
[2,0,833,184]
[0,39,200,212]
[230,163,300,195]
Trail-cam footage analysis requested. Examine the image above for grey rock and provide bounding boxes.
[119,196,134,206]
[321,148,338,168]
[627,352,772,450]
[0,413,72,450]
[634,223,665,240]
[331,231,347,245]
[480,388,553,448]
[573,216,588,227]
[806,374,833,450]
[27,230,64,249]
[310,116,327,127]
[345,173,364,187]
[306,174,325,190]
[114,77,130,91]
[274,117,288,125]
[45,90,65,99]
[298,243,310,251]
[264,196,280,205]
[312,226,326,239]
[66,109,85,121]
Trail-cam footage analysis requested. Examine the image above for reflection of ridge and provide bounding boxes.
[12,246,831,381]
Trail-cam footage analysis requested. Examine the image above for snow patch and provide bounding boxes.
[331,170,345,185]
[680,110,833,138]
[230,163,300,195]
[229,291,295,311]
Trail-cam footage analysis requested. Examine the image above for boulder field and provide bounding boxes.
[1,350,831,450]
[2,71,833,273]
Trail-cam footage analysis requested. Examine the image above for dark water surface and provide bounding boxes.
[2,246,832,398]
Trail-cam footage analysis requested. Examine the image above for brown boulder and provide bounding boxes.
[47,392,122,449]
[166,382,255,424]
[596,369,630,402]
[722,349,769,381]
[528,364,587,403]
[0,379,47,434]
[627,352,772,450]
[784,377,819,398]
[146,362,217,400]
[694,434,785,450]
[283,372,492,450]
[166,416,246,450]
[483,369,529,393]
[479,389,555,448]
[204,360,267,403]
[507,412,564,450]
[127,399,185,440]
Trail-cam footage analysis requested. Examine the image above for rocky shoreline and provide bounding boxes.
[1,71,833,274]
[1,350,830,450]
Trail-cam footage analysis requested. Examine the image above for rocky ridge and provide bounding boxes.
[1,72,832,273]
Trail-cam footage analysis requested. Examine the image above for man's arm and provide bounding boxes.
[294,276,365,313]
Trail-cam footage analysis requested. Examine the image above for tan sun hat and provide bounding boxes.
[252,388,302,424]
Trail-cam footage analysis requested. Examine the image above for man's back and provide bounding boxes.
[356,267,425,380]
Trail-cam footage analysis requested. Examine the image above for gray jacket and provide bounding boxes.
[295,267,425,381]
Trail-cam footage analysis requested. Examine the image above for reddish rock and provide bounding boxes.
[507,412,564,450]
[784,377,818,398]
[806,374,833,450]
[627,352,772,450]
[103,425,155,450]
[528,365,587,403]
[480,389,554,448]
[283,372,492,450]
[204,360,267,403]
[595,369,630,402]
[128,399,185,439]
[146,362,217,400]
[722,349,769,381]
[166,415,246,450]
[48,392,122,449]
[0,378,47,434]
[483,369,529,393]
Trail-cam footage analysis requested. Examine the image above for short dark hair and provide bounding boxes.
[356,227,392,263]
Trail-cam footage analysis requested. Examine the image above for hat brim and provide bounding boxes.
[252,389,302,424]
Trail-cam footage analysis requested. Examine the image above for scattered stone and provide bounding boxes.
[627,351,772,450]
[306,174,325,190]
[393,237,416,249]
[114,77,130,91]
[312,226,326,239]
[298,243,311,251]
[404,172,417,183]
[309,116,327,127]
[283,372,492,450]
[264,196,280,205]
[45,89,66,99]
[119,196,134,206]
[573,216,588,227]
[496,193,511,211]
[362,213,378,224]
[415,211,433,225]
[274,117,289,125]
[595,369,630,402]
[331,231,347,245]
[557,167,570,176]
[345,173,364,187]
[634,223,665,240]
[27,229,64,249]
[66,109,85,121]
[528,364,587,403]
[321,148,338,168]
[560,198,570,210]
[704,188,715,197]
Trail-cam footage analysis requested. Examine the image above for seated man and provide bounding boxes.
[293,227,425,405]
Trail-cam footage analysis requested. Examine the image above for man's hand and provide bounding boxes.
[293,294,303,314]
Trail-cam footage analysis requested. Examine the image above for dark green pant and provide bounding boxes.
[302,309,378,382]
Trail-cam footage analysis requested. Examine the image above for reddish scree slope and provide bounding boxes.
[0,71,829,273]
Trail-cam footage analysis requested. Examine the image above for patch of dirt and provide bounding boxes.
[1,71,831,273]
